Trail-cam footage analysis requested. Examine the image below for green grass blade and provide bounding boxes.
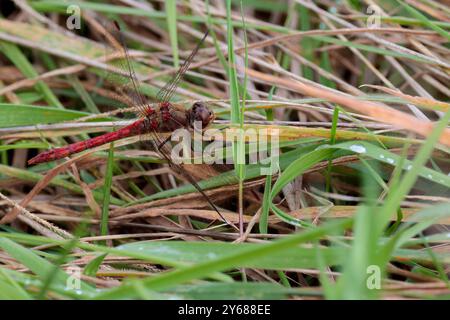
[398,0,450,41]
[165,0,179,68]
[0,42,62,108]
[100,143,115,240]
[95,218,352,298]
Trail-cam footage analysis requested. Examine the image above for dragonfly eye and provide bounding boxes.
[189,102,213,129]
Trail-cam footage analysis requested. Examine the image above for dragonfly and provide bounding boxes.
[27,22,230,225]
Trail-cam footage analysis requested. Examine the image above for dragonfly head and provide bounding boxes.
[188,102,214,130]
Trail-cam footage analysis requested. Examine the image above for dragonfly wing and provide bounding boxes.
[155,30,209,104]
[100,21,150,117]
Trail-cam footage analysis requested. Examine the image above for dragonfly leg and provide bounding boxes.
[157,135,172,151]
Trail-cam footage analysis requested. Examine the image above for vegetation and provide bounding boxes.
[0,0,448,300]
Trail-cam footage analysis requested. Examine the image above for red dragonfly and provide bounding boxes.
[28,22,229,224]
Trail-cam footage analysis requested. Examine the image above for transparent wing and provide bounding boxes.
[155,30,209,103]
[100,21,150,117]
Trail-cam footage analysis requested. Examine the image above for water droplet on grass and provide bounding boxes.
[349,144,366,154]
[386,158,395,164]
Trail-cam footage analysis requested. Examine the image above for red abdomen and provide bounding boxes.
[28,119,146,165]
